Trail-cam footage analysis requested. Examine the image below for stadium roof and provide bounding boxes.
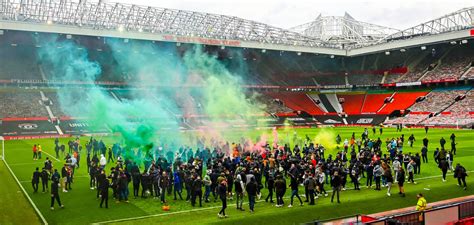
[289,12,401,48]
[0,0,473,55]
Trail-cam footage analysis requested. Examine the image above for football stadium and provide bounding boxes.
[0,0,473,224]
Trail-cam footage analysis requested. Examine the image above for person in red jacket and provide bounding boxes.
[32,144,38,160]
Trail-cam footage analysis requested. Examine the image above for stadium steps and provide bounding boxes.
[419,47,454,81]
[417,70,432,81]
[395,51,431,83]
[109,91,121,101]
[360,93,367,113]
[38,65,47,80]
[377,92,396,113]
[325,93,343,113]
[317,94,337,113]
[39,90,64,135]
[460,66,473,79]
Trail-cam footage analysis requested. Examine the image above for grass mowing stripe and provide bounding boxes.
[9,162,47,166]
[2,159,48,225]
[19,175,90,183]
[92,171,473,225]
[5,127,473,224]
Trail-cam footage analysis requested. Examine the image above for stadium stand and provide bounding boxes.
[378,92,427,114]
[408,90,466,113]
[347,74,383,86]
[0,90,48,118]
[422,50,474,82]
[338,94,365,114]
[361,93,392,114]
[420,89,472,126]
[256,94,293,114]
[395,46,450,83]
[385,113,429,125]
[444,89,473,114]
[313,73,346,86]
[0,46,41,80]
[265,92,325,115]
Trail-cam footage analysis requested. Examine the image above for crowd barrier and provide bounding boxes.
[302,199,474,225]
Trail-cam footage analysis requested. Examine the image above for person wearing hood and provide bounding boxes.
[99,154,107,169]
[246,176,258,213]
[234,174,245,211]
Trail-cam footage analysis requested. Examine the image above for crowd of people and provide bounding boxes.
[30,128,468,217]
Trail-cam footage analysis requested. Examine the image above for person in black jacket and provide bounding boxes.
[131,163,141,198]
[265,173,275,203]
[97,169,106,199]
[100,178,110,208]
[41,168,49,193]
[191,175,203,207]
[331,171,341,203]
[439,159,449,182]
[89,163,97,190]
[397,167,406,197]
[217,180,228,218]
[274,174,286,207]
[454,163,467,190]
[246,177,258,212]
[421,146,428,163]
[289,176,303,207]
[366,162,374,188]
[50,180,64,210]
[140,172,149,198]
[440,137,446,149]
[32,167,41,193]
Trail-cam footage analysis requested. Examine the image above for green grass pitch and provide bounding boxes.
[1,127,473,225]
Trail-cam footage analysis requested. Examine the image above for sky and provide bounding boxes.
[110,0,473,30]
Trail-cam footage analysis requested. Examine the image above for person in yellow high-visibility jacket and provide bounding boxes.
[416,193,427,211]
[416,193,427,222]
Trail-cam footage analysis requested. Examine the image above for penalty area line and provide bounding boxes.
[42,150,61,162]
[93,170,473,225]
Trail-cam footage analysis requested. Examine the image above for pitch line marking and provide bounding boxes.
[41,150,61,162]
[92,170,473,225]
[2,159,48,225]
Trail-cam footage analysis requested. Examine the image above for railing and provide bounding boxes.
[367,199,474,225]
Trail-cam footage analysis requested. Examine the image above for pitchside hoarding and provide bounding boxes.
[0,120,58,137]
